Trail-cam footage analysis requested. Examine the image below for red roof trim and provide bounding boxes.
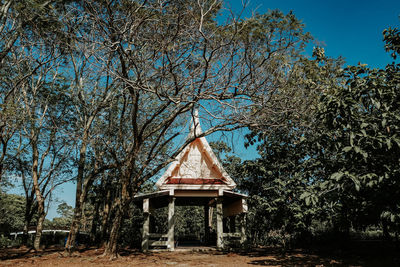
[166,178,226,185]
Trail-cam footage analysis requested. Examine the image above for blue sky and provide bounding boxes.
[228,0,400,68]
[26,0,400,219]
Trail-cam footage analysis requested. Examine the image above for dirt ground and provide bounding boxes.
[0,246,398,267]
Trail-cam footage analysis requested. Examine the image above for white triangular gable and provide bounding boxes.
[156,112,236,190]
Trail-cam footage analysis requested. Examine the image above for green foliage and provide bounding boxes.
[2,0,399,253]
[304,27,400,235]
[175,206,204,241]
[0,235,15,248]
[209,141,232,161]
[44,202,74,229]
[0,192,25,234]
[383,27,400,59]
[119,203,144,248]
[235,26,400,248]
[56,202,74,219]
[235,130,319,246]
[312,59,400,230]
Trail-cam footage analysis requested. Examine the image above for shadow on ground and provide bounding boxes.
[240,243,400,266]
[0,242,399,266]
[0,245,101,260]
[0,246,57,260]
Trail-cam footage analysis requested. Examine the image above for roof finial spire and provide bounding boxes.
[190,108,202,137]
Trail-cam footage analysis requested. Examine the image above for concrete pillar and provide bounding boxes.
[168,197,175,251]
[142,198,150,251]
[216,198,223,249]
[209,206,214,226]
[240,213,246,245]
[204,205,210,245]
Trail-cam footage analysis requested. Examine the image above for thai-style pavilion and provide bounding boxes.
[134,112,247,251]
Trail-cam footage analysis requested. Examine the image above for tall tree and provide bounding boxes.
[305,27,400,236]
[14,157,39,243]
[72,1,314,257]
[238,26,400,246]
[63,7,118,250]
[234,48,345,245]
[16,41,74,250]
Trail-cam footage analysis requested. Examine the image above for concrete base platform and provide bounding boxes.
[148,246,217,252]
[175,246,218,252]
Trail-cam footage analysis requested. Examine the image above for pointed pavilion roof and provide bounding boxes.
[156,110,236,191]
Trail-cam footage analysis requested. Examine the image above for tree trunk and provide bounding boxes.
[23,206,33,245]
[65,206,82,252]
[66,138,88,252]
[22,192,36,245]
[90,199,101,245]
[31,137,45,251]
[103,176,132,258]
[100,181,112,246]
[66,176,97,251]
[33,202,45,250]
[66,130,109,251]
[103,207,123,258]
[22,221,30,246]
